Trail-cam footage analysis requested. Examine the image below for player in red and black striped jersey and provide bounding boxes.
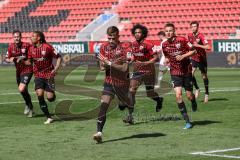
[162,23,197,129]
[5,30,34,117]
[27,31,62,124]
[124,24,163,124]
[93,26,132,143]
[188,21,211,103]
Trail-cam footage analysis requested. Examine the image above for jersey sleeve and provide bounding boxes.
[99,44,106,57]
[49,45,61,58]
[6,46,12,58]
[147,42,156,56]
[200,34,208,45]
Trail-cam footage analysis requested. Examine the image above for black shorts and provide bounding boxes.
[102,83,130,105]
[17,73,33,85]
[130,72,156,86]
[34,77,55,93]
[191,59,207,74]
[171,74,193,91]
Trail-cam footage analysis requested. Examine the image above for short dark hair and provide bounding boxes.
[131,24,148,39]
[157,31,165,36]
[34,31,46,43]
[190,21,199,27]
[107,26,119,36]
[12,30,22,37]
[164,23,175,29]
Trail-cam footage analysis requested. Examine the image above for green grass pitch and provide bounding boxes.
[0,66,239,160]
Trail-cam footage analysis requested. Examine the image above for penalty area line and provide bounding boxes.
[191,148,240,159]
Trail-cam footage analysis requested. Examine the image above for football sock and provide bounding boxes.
[21,89,33,110]
[203,78,209,95]
[177,102,190,123]
[97,102,109,132]
[38,96,51,118]
[192,76,199,89]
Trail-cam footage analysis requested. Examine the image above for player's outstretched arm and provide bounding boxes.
[51,56,62,75]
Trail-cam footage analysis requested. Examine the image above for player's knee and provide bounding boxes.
[129,87,137,93]
[18,86,26,93]
[47,94,56,102]
[175,94,182,102]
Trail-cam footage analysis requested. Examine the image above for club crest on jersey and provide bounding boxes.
[175,43,181,49]
[41,51,46,56]
[196,38,200,43]
[116,49,122,55]
[21,48,26,53]
[139,46,144,50]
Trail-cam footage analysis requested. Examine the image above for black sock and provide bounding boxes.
[38,96,51,118]
[97,102,109,132]
[192,76,199,89]
[177,102,190,123]
[191,97,197,112]
[203,78,209,95]
[21,90,33,110]
[128,92,135,107]
[127,107,134,116]
[152,96,163,104]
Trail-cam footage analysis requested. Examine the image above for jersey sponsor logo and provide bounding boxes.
[139,45,144,50]
[133,52,144,56]
[171,51,182,56]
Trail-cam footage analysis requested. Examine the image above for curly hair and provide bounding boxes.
[131,24,148,39]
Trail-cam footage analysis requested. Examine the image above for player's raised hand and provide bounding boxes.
[97,54,111,66]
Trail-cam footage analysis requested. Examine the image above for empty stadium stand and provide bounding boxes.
[0,0,239,43]
[116,0,240,41]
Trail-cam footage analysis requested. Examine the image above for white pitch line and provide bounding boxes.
[193,153,240,159]
[191,148,240,159]
[1,88,240,96]
[0,97,97,105]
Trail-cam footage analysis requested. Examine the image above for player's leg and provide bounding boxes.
[124,75,140,124]
[46,77,56,102]
[172,75,192,129]
[156,55,167,88]
[145,74,163,112]
[35,78,52,124]
[199,62,209,103]
[191,60,200,98]
[93,83,114,143]
[184,75,197,112]
[18,73,34,116]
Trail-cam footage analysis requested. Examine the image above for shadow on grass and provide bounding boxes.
[126,115,182,126]
[201,98,229,102]
[192,120,222,126]
[102,132,166,144]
